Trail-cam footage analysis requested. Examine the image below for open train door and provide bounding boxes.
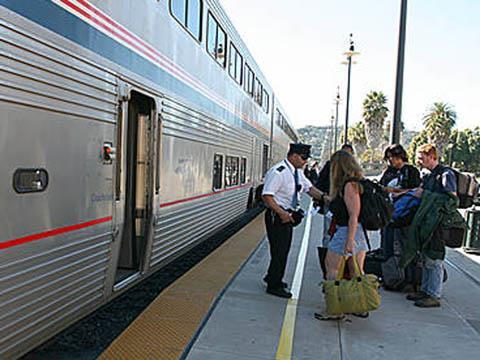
[112,90,156,288]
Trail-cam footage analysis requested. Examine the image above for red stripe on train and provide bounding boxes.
[160,184,252,208]
[0,216,113,250]
[1,185,252,249]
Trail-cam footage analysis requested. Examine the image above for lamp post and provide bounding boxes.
[330,114,335,157]
[342,34,359,144]
[334,86,341,151]
[391,0,408,144]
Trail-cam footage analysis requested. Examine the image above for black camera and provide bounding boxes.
[288,208,305,227]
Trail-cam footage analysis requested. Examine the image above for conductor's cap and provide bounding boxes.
[289,143,311,158]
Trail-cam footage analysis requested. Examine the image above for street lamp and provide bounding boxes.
[341,34,359,144]
[333,86,341,151]
[330,113,335,157]
[391,0,408,144]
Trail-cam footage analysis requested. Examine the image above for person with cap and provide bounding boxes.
[262,143,325,298]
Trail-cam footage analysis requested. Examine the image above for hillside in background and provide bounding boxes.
[297,126,333,161]
[298,125,418,159]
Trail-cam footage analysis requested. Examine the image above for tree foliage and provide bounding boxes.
[298,99,479,176]
[362,91,389,152]
[348,121,368,155]
[407,130,428,164]
[450,127,480,175]
[422,102,456,157]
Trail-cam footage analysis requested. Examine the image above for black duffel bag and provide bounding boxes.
[435,226,466,248]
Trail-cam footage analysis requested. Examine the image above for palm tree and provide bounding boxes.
[407,130,428,164]
[422,102,456,158]
[362,91,389,154]
[348,121,367,156]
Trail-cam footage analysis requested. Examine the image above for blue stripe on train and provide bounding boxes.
[0,0,268,138]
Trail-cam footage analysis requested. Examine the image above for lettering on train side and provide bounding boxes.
[175,157,193,174]
[91,194,114,202]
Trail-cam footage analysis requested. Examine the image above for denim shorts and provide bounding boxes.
[328,225,368,255]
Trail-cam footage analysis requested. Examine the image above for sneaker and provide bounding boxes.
[266,287,292,299]
[414,296,441,308]
[406,291,428,301]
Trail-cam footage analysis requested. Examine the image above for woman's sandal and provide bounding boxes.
[314,312,345,321]
[351,312,369,318]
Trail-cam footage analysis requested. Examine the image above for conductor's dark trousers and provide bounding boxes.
[264,208,293,288]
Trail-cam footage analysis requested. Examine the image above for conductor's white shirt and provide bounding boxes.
[262,159,312,210]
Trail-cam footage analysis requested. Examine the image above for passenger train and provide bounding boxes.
[0,0,298,357]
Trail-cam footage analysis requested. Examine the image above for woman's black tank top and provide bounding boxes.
[329,179,360,226]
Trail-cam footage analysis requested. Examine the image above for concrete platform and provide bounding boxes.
[185,201,480,360]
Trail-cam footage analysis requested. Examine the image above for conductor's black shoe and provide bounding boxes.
[266,287,292,298]
[263,277,288,288]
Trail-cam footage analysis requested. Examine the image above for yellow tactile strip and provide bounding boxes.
[99,212,266,360]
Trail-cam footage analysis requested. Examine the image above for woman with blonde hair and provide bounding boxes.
[315,150,369,320]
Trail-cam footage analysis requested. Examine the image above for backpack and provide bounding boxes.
[391,190,421,228]
[364,248,385,278]
[451,169,479,209]
[357,179,394,230]
[429,166,479,209]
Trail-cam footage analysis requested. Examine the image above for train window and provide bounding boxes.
[228,43,243,85]
[170,0,202,40]
[262,145,269,176]
[13,169,48,193]
[243,64,254,96]
[240,158,247,184]
[207,12,227,67]
[225,156,239,187]
[213,154,223,190]
[187,0,202,39]
[255,78,263,106]
[235,51,243,84]
[263,90,269,113]
[171,0,186,24]
[207,16,216,57]
[276,109,281,126]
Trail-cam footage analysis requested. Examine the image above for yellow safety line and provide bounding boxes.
[275,202,313,360]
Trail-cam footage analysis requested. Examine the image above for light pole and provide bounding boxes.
[391,0,408,144]
[330,113,335,157]
[342,34,359,144]
[333,87,341,152]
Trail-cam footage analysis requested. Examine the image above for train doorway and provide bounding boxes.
[115,92,155,285]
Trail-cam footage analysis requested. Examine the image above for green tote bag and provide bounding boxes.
[323,256,381,315]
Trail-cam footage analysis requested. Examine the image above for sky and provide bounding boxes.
[220,0,480,131]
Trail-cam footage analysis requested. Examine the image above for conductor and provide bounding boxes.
[262,143,325,298]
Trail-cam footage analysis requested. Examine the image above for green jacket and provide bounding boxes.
[400,190,464,268]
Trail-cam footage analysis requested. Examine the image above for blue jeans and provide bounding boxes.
[420,255,444,299]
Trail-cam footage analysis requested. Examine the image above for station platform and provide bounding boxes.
[101,201,480,360]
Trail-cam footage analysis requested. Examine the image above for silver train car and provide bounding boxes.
[0,0,298,357]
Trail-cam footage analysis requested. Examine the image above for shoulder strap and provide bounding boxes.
[432,164,447,176]
[362,226,372,251]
